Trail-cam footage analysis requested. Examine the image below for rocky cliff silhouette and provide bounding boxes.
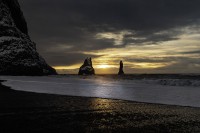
[0,0,57,75]
[118,61,124,75]
[78,58,95,75]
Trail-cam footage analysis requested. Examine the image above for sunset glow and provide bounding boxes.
[95,64,111,69]
[24,0,200,75]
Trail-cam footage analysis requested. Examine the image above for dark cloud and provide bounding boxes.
[126,56,200,64]
[125,56,200,73]
[42,53,101,66]
[155,57,200,73]
[180,50,200,55]
[18,0,200,69]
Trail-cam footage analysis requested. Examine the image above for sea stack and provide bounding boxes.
[0,0,57,75]
[78,57,95,75]
[118,60,124,75]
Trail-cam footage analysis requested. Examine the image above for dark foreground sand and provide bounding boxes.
[1,80,200,133]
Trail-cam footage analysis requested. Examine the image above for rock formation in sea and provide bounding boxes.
[78,57,95,75]
[118,60,124,75]
[0,0,57,75]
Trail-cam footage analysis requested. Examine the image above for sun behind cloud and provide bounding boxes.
[95,64,111,69]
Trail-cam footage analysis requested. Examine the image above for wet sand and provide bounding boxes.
[1,80,200,133]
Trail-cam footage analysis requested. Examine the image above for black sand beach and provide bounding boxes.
[1,80,200,133]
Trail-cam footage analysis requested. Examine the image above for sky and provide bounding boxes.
[18,0,200,74]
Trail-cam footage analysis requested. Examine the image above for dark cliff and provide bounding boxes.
[78,58,95,75]
[3,0,28,34]
[0,0,57,75]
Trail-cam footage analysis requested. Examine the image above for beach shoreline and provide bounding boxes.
[1,80,200,132]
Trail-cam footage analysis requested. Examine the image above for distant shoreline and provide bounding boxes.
[59,73,200,79]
